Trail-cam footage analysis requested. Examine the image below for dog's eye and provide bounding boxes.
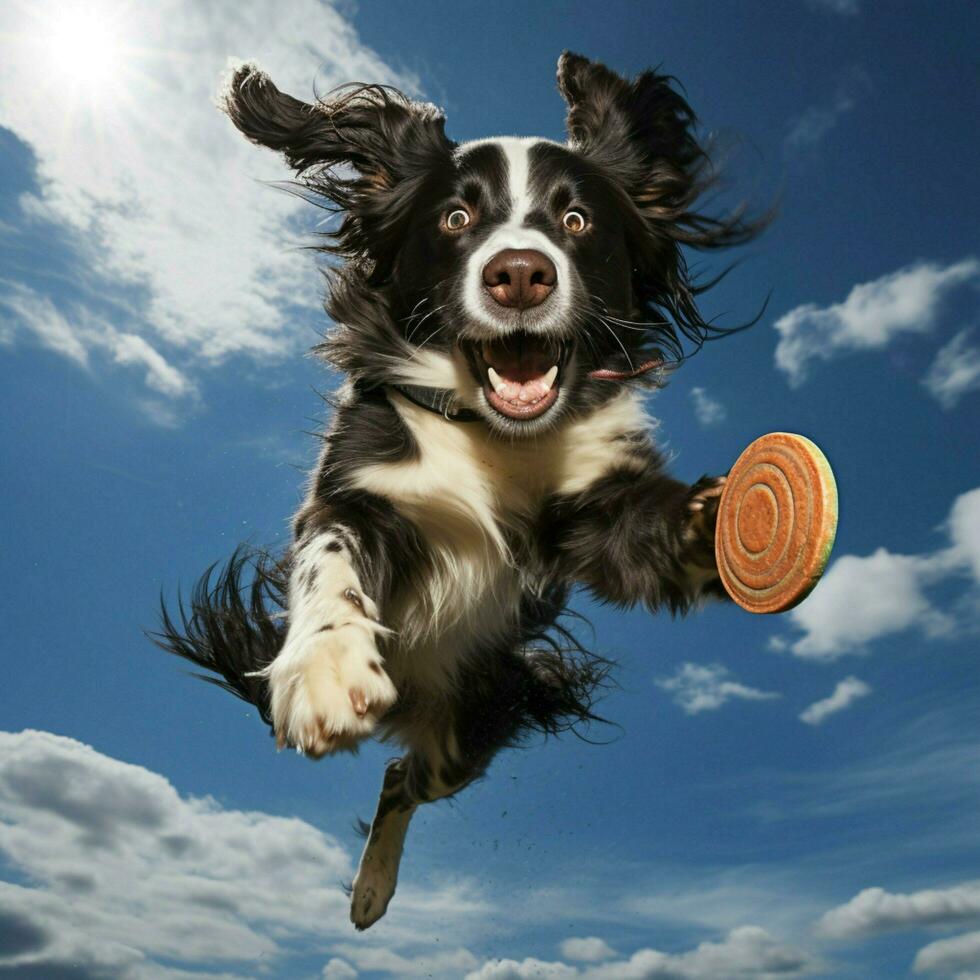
[562,210,587,234]
[445,209,471,231]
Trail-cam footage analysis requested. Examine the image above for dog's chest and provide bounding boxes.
[352,391,647,663]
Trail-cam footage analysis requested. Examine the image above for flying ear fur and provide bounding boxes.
[220,63,454,276]
[556,51,706,219]
[220,63,452,186]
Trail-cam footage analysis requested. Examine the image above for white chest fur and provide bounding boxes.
[350,390,648,690]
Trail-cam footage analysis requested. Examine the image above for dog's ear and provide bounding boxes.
[558,52,769,360]
[556,52,705,218]
[221,64,454,276]
[221,63,452,188]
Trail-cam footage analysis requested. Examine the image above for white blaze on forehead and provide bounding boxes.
[499,136,534,223]
[456,136,563,225]
[455,137,572,336]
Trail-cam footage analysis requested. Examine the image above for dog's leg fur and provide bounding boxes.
[542,455,730,612]
[350,758,418,930]
[260,522,397,756]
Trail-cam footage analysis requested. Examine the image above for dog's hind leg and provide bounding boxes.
[349,757,417,930]
[349,644,600,929]
[350,747,478,930]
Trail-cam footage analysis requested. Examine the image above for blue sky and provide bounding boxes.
[1,1,979,977]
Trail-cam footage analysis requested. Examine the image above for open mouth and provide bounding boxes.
[475,332,564,421]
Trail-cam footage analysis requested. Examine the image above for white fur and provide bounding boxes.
[261,535,397,755]
[500,136,534,224]
[351,390,648,695]
[386,346,481,409]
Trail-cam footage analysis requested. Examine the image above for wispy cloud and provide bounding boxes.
[772,258,979,387]
[656,663,781,715]
[0,0,415,395]
[800,677,871,725]
[923,328,980,409]
[784,67,871,153]
[0,281,196,421]
[689,386,727,426]
[771,485,980,659]
[805,0,860,15]
[0,281,91,366]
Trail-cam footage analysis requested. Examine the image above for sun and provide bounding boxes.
[3,0,145,113]
[40,8,127,93]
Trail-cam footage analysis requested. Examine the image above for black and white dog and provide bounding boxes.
[158,52,763,930]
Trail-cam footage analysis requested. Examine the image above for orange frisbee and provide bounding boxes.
[715,432,838,614]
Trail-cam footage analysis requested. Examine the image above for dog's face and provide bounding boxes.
[225,53,752,435]
[390,136,639,431]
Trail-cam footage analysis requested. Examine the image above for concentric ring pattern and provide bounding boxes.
[715,432,838,614]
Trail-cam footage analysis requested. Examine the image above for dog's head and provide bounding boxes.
[223,53,761,435]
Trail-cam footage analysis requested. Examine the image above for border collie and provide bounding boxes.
[157,52,764,930]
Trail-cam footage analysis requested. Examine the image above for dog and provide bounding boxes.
[156,51,764,930]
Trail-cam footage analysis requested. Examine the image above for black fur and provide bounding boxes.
[155,546,286,727]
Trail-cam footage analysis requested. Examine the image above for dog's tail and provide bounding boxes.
[151,546,286,730]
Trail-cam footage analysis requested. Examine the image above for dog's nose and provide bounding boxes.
[482,249,557,309]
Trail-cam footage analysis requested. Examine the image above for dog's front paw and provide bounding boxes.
[268,617,397,757]
[683,475,726,567]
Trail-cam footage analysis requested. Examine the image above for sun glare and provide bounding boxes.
[42,10,125,90]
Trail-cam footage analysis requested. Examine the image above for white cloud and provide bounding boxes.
[466,958,579,979]
[924,329,980,409]
[773,486,980,659]
[915,930,980,975]
[586,927,818,979]
[0,0,416,389]
[817,881,980,938]
[331,945,480,977]
[656,663,780,715]
[560,937,617,962]
[689,386,726,426]
[109,332,192,398]
[0,281,195,418]
[322,960,359,980]
[784,67,870,152]
[0,729,489,978]
[948,487,980,583]
[773,258,979,386]
[799,676,871,724]
[780,548,952,659]
[0,280,90,366]
[465,927,818,980]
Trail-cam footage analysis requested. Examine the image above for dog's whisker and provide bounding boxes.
[406,304,450,345]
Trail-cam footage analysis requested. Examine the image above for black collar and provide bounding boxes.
[389,384,483,422]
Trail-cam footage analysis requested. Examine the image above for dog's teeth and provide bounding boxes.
[487,366,508,395]
[542,365,558,391]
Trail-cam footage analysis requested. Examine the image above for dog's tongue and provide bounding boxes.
[483,339,557,404]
